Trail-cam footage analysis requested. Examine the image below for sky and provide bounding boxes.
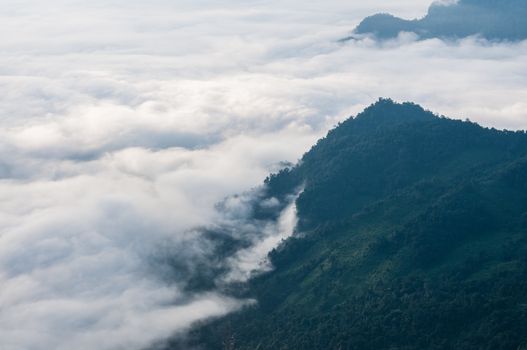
[0,1,526,349]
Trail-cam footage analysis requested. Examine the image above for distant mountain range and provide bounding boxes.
[350,0,527,41]
[169,99,527,349]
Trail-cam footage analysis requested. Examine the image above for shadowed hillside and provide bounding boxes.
[167,99,527,350]
[352,0,527,41]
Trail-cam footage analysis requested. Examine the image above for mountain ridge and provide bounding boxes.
[166,99,527,350]
[350,0,527,41]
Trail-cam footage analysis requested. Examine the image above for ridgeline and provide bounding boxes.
[171,99,527,350]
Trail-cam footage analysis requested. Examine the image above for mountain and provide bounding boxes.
[351,0,527,41]
[169,99,527,350]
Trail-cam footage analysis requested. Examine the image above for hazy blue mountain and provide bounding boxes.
[352,0,527,41]
[168,99,527,350]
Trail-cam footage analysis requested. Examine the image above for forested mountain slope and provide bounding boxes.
[352,0,527,41]
[171,99,527,350]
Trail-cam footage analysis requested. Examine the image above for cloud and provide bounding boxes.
[222,192,300,283]
[0,1,526,349]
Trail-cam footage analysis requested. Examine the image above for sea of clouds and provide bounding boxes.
[0,0,526,349]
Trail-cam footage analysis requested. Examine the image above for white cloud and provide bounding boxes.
[432,0,459,7]
[0,0,526,349]
[223,192,300,283]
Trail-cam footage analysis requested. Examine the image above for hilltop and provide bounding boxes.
[352,0,527,41]
[169,99,527,349]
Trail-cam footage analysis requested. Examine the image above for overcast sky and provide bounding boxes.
[1,1,526,349]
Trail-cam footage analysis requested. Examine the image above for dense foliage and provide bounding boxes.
[168,99,527,350]
[353,0,527,41]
